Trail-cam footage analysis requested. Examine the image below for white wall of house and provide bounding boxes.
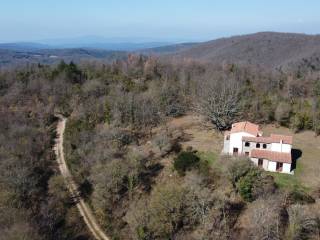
[251,157,258,165]
[223,137,230,153]
[271,143,291,153]
[250,158,292,174]
[263,159,269,170]
[267,161,277,172]
[283,163,292,174]
[228,132,255,154]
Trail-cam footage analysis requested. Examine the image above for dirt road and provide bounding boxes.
[54,115,110,240]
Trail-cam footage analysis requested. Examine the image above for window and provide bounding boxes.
[258,159,263,167]
[245,152,249,156]
[233,148,238,156]
[245,142,250,147]
[276,162,283,172]
[263,144,267,149]
[256,143,260,148]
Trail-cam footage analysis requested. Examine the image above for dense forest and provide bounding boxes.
[1,55,320,239]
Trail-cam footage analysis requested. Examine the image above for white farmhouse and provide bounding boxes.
[222,121,294,174]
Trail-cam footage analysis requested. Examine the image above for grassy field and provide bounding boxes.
[167,115,320,192]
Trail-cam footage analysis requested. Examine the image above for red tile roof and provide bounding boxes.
[270,134,293,145]
[229,121,261,136]
[242,134,293,145]
[251,149,292,164]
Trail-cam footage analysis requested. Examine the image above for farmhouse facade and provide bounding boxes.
[223,122,294,174]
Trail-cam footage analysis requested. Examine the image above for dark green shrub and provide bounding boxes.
[237,170,260,202]
[174,151,200,175]
[227,158,253,186]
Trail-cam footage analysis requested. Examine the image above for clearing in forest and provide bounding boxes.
[166,115,320,191]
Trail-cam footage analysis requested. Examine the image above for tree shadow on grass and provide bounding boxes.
[79,179,93,200]
[291,149,302,171]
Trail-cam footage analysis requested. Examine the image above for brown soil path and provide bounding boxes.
[54,115,110,240]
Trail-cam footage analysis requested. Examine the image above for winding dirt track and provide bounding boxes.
[54,115,110,240]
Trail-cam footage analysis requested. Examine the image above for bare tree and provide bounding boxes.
[196,78,240,130]
[287,204,320,240]
[243,197,286,240]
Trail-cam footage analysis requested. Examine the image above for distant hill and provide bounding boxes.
[138,42,198,54]
[0,42,50,51]
[0,48,127,68]
[165,32,320,71]
[3,32,320,71]
[0,36,177,51]
[55,42,174,51]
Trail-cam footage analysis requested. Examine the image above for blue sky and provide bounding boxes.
[1,0,320,42]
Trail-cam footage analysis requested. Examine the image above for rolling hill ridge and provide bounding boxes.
[165,32,320,70]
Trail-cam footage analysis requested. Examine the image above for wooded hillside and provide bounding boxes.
[1,54,320,239]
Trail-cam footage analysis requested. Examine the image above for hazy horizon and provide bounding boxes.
[1,0,320,43]
[2,31,320,45]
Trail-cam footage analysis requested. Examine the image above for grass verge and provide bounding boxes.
[269,172,309,192]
